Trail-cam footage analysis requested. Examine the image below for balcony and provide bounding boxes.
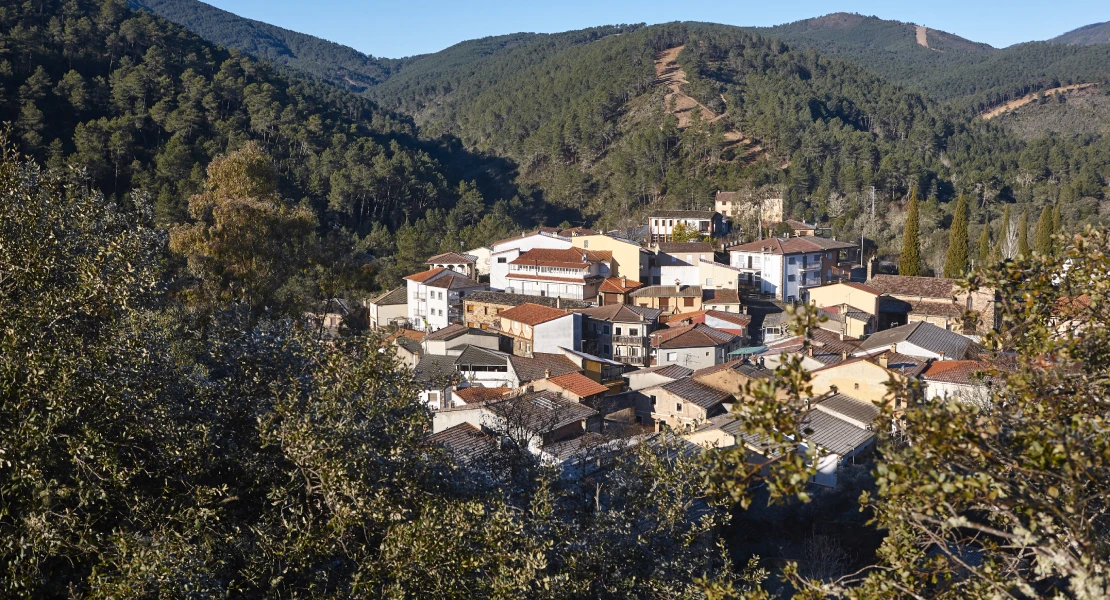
[612,335,646,345]
[619,356,647,366]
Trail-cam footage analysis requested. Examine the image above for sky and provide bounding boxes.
[205,0,1108,58]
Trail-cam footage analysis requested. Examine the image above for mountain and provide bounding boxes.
[129,0,410,90]
[1051,21,1110,46]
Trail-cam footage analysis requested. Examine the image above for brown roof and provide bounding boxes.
[462,291,592,310]
[630,284,703,299]
[386,328,426,343]
[425,274,484,290]
[599,277,644,293]
[905,301,964,318]
[657,242,715,254]
[727,237,855,254]
[652,324,738,349]
[546,372,609,397]
[509,353,581,382]
[509,248,611,268]
[920,360,993,385]
[489,390,598,433]
[830,281,882,296]
[705,310,752,327]
[497,302,569,326]
[404,266,447,283]
[370,287,408,306]
[703,288,743,305]
[868,275,957,299]
[576,304,661,323]
[628,364,694,379]
[656,377,733,409]
[426,251,476,264]
[452,386,511,404]
[424,323,468,341]
[782,219,815,230]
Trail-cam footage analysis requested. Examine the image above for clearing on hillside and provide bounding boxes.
[915,25,929,48]
[981,83,1101,119]
[653,46,756,158]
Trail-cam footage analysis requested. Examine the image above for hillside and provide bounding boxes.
[993,84,1110,140]
[129,0,409,90]
[1052,21,1110,45]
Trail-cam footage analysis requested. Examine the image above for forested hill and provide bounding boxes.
[746,13,1110,113]
[129,0,409,90]
[1051,21,1110,46]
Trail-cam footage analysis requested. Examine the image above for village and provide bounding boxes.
[299,192,1012,488]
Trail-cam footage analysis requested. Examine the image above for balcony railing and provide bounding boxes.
[612,335,646,345]
[618,356,647,366]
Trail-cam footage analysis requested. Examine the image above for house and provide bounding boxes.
[391,334,423,369]
[773,219,817,237]
[702,310,751,343]
[808,352,927,405]
[624,364,693,391]
[652,242,716,286]
[920,360,1003,409]
[698,262,748,299]
[727,237,857,302]
[648,210,726,244]
[801,393,879,486]
[404,267,488,332]
[629,283,703,314]
[305,298,356,339]
[638,377,734,429]
[691,359,773,397]
[651,323,742,370]
[558,347,627,393]
[451,386,511,406]
[701,288,746,313]
[596,276,644,305]
[488,230,574,291]
[462,291,591,330]
[532,371,610,406]
[758,328,862,372]
[496,302,582,357]
[854,321,977,361]
[806,282,883,319]
[422,323,500,355]
[487,390,601,453]
[571,234,652,281]
[413,345,520,407]
[499,247,610,299]
[463,246,493,277]
[366,288,408,329]
[761,311,788,343]
[714,191,783,224]
[506,352,582,385]
[817,305,876,340]
[867,274,999,333]
[413,354,461,410]
[426,251,479,279]
[425,422,499,464]
[576,304,661,367]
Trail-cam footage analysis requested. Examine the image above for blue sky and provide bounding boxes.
[205,0,1107,58]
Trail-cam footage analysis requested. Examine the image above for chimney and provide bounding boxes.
[938,351,945,361]
[556,297,562,309]
[675,279,682,294]
[807,347,814,357]
[841,350,848,361]
[890,343,898,355]
[544,368,551,379]
[866,258,873,281]
[621,275,627,288]
[878,354,889,368]
[742,305,748,315]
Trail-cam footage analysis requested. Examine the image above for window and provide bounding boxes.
[583,240,589,248]
[787,275,796,282]
[614,326,622,335]
[788,257,796,265]
[666,352,677,361]
[676,402,683,412]
[497,257,507,263]
[650,395,657,406]
[684,297,695,307]
[854,383,860,390]
[686,254,693,263]
[705,278,713,287]
[603,345,610,354]
[466,304,474,312]
[629,328,638,336]
[603,325,611,334]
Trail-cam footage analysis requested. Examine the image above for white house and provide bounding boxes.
[501,248,610,300]
[651,324,742,370]
[426,251,478,279]
[726,236,855,302]
[489,230,574,291]
[404,267,487,332]
[648,210,726,244]
[920,360,999,409]
[464,246,493,277]
[365,287,408,329]
[497,302,583,357]
[853,321,976,361]
[652,242,715,287]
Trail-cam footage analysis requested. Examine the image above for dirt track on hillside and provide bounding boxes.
[981,83,1100,119]
[653,46,753,155]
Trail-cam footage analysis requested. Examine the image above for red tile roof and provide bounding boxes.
[652,324,738,349]
[508,248,611,268]
[703,288,743,305]
[599,277,643,293]
[920,360,993,385]
[546,372,609,397]
[497,302,569,326]
[404,266,447,283]
[704,310,752,327]
[868,275,957,299]
[426,252,476,264]
[453,386,511,404]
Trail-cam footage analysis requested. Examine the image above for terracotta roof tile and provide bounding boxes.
[426,252,476,264]
[546,372,609,397]
[652,324,738,349]
[704,310,752,327]
[497,302,570,326]
[703,288,743,305]
[508,248,610,268]
[868,275,957,299]
[425,274,484,290]
[599,277,644,293]
[452,386,511,404]
[404,266,447,283]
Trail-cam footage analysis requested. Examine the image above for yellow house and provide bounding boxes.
[808,352,927,406]
[629,284,703,314]
[572,234,649,281]
[806,282,882,316]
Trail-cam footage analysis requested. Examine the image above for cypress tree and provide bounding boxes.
[995,205,1012,259]
[1051,201,1062,253]
[1034,205,1053,255]
[978,224,991,266]
[1017,210,1030,257]
[899,188,923,276]
[943,194,969,277]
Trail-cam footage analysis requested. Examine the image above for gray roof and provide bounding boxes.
[857,321,973,359]
[630,285,703,298]
[628,364,694,379]
[576,303,662,323]
[559,347,625,366]
[802,236,858,251]
[425,323,499,341]
[489,391,598,433]
[462,291,593,309]
[426,423,498,462]
[508,353,581,383]
[543,432,609,463]
[413,355,458,386]
[394,336,423,356]
[455,345,509,368]
[814,393,880,427]
[371,287,408,306]
[657,377,734,409]
[798,410,875,456]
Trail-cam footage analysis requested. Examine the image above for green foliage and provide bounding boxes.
[996,204,1014,260]
[1034,204,1054,255]
[898,188,923,276]
[671,221,708,243]
[943,194,969,277]
[1017,209,1031,256]
[977,221,991,265]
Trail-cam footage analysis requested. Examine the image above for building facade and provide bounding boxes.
[727,237,856,302]
[404,267,488,332]
[648,210,726,244]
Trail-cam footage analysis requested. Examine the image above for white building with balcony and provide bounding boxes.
[498,248,611,300]
[726,237,856,302]
[648,210,726,244]
[489,230,574,290]
[404,267,488,332]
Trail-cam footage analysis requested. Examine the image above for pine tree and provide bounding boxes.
[995,205,1012,260]
[899,188,923,276]
[1017,210,1030,257]
[1034,205,1053,255]
[943,194,969,278]
[977,224,991,266]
